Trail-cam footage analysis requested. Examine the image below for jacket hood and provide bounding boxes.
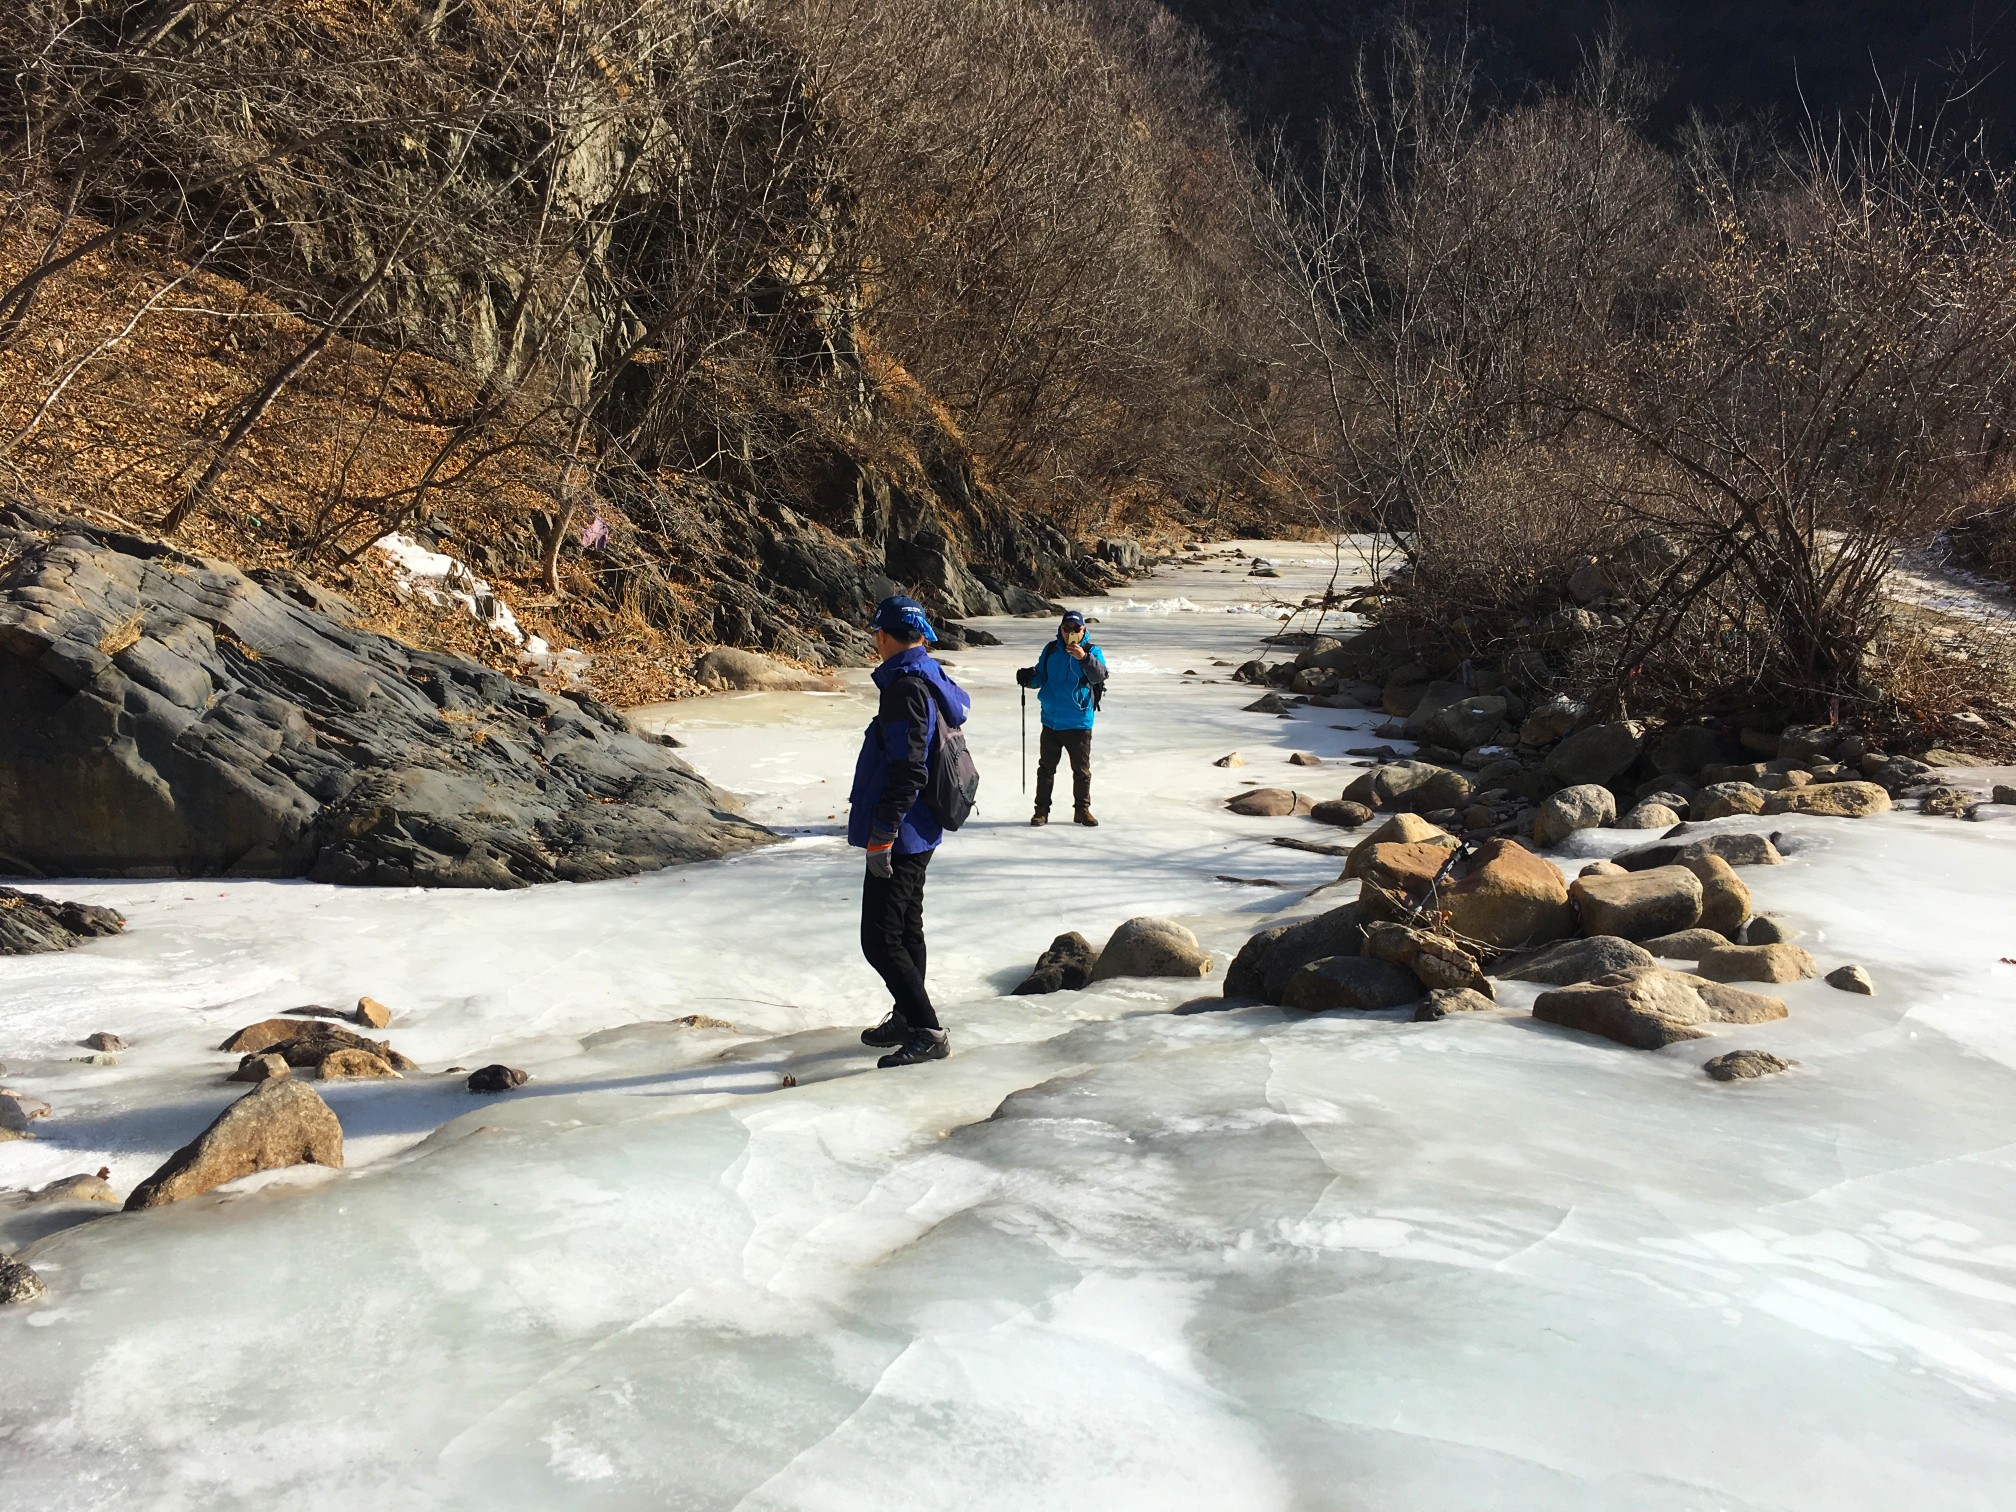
[872,645,971,726]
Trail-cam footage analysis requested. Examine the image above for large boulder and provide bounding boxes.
[1520,694,1588,747]
[1569,866,1704,941]
[1762,782,1892,818]
[1690,783,1768,821]
[1419,695,1507,751]
[1013,932,1100,995]
[1532,784,1617,847]
[1544,721,1643,786]
[1532,968,1786,1049]
[0,886,125,955]
[690,647,839,692]
[1226,788,1314,817]
[1680,852,1751,937]
[1088,918,1212,982]
[1344,761,1470,813]
[1440,839,1574,949]
[1357,842,1463,920]
[1282,955,1422,1011]
[1400,681,1472,736]
[1501,935,1657,986]
[1648,723,1732,776]
[0,502,772,886]
[1344,813,1456,878]
[1693,943,1820,984]
[1311,799,1374,828]
[1363,922,1491,994]
[1640,927,1735,959]
[1613,833,1782,871]
[1224,904,1366,1003]
[125,1080,344,1209]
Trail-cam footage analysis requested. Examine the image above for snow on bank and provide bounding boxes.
[5,545,2016,1508]
[371,532,590,687]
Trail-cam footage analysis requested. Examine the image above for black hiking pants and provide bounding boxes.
[1034,727,1093,814]
[861,848,939,1030]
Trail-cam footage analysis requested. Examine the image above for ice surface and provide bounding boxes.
[6,544,2016,1509]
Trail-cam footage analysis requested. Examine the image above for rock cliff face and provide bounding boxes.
[0,503,771,886]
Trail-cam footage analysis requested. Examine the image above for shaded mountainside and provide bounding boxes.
[0,501,771,885]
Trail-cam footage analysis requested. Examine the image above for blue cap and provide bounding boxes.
[870,595,937,643]
[1060,610,1087,629]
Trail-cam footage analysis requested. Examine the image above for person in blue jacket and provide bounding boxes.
[850,595,972,1068]
[1016,609,1108,827]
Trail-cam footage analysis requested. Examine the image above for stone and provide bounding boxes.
[1762,782,1892,818]
[1414,987,1498,1020]
[1223,904,1368,1003]
[1520,694,1588,747]
[1344,814,1456,878]
[1544,721,1643,786]
[1533,968,1787,1049]
[1420,695,1508,751]
[1921,785,1973,818]
[1826,963,1875,995]
[1614,832,1783,871]
[1400,680,1471,734]
[1501,936,1657,986]
[669,1014,736,1030]
[1648,723,1731,776]
[1992,784,2016,805]
[1089,918,1212,982]
[124,1080,343,1209]
[228,1053,291,1083]
[354,996,392,1029]
[73,1052,118,1067]
[0,1253,44,1305]
[1287,751,1324,767]
[1213,752,1245,768]
[1363,922,1491,994]
[1616,802,1683,831]
[1357,842,1464,920]
[1244,693,1289,714]
[1311,799,1374,828]
[30,1173,117,1203]
[1742,914,1801,945]
[1570,866,1703,941]
[1566,561,1614,604]
[82,1031,127,1052]
[1012,932,1099,995]
[1693,944,1820,984]
[1641,928,1734,959]
[690,647,839,692]
[318,1047,400,1079]
[1703,1050,1796,1082]
[1441,839,1575,949]
[221,1018,321,1055]
[1532,783,1617,847]
[1226,788,1313,817]
[1680,852,1751,937]
[1344,760,1467,812]
[1919,746,1977,767]
[467,1064,530,1093]
[0,886,127,955]
[0,1094,35,1134]
[1289,667,1338,696]
[1281,955,1422,1011]
[0,502,772,887]
[1580,859,1626,877]
[1690,783,1768,821]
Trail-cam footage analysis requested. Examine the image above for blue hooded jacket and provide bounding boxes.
[1027,635,1108,732]
[848,645,972,854]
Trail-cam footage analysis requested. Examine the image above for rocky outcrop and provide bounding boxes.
[1533,968,1787,1049]
[0,503,772,886]
[0,886,125,955]
[125,1080,344,1209]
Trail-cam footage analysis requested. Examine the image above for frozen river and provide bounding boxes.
[5,541,2016,1509]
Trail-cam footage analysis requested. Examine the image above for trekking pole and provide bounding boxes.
[1021,685,1028,794]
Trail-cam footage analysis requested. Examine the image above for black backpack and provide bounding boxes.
[907,674,980,829]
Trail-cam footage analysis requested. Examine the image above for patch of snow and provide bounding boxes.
[371,531,524,644]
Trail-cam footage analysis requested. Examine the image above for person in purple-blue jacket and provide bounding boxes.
[849,595,972,1068]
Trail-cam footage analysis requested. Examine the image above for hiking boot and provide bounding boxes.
[876,1029,950,1068]
[1073,808,1099,827]
[860,1011,909,1049]
[1030,810,1049,826]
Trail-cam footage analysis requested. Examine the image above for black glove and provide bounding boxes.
[1015,666,1035,688]
[866,826,897,879]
